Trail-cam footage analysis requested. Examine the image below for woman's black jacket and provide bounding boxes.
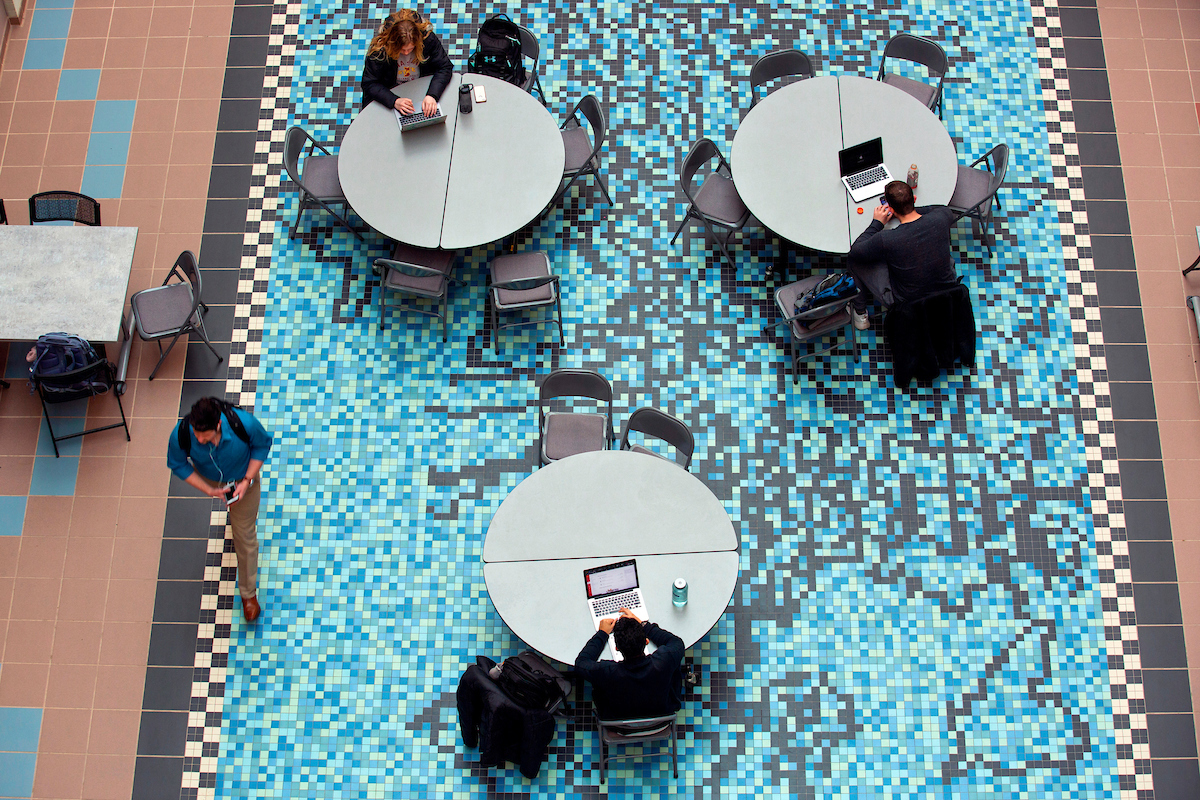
[360,29,453,110]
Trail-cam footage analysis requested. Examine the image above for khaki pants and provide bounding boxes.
[200,475,262,599]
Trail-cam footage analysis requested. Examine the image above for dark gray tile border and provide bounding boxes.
[1066,68,1111,100]
[203,198,251,234]
[226,35,270,67]
[1124,500,1173,540]
[1109,382,1157,420]
[1063,37,1106,68]
[1081,166,1126,200]
[152,580,205,624]
[1105,343,1153,381]
[131,756,185,800]
[1059,5,1102,36]
[1077,133,1122,166]
[1145,670,1194,713]
[1134,583,1184,625]
[212,131,258,165]
[1151,759,1200,800]
[1086,199,1132,235]
[1095,270,1140,307]
[1114,420,1162,460]
[1128,541,1179,582]
[179,380,228,416]
[1090,234,1136,270]
[1098,307,1146,343]
[147,623,202,666]
[183,341,233,380]
[1139,626,1189,668]
[1149,714,1200,758]
[142,667,195,711]
[230,4,273,35]
[207,166,255,200]
[1118,460,1168,500]
[163,499,212,539]
[1073,99,1117,132]
[158,538,209,581]
[136,711,190,756]
[199,232,246,268]
[222,67,267,99]
[217,98,261,132]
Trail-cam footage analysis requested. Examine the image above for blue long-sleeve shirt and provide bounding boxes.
[166,408,273,484]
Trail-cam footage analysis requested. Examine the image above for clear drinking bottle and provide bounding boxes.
[672,578,688,607]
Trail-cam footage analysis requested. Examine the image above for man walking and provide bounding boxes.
[167,397,273,622]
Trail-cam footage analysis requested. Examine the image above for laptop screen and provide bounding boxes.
[584,560,639,599]
[838,138,884,177]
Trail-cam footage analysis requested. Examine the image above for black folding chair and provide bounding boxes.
[29,191,101,225]
[33,359,130,457]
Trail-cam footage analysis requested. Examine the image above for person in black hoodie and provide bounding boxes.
[360,9,453,116]
[575,609,685,720]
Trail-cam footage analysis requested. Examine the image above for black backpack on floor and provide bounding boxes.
[466,13,526,86]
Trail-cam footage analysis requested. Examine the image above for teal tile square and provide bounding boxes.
[85,131,131,166]
[0,708,42,752]
[29,456,79,496]
[36,414,86,457]
[34,0,74,8]
[27,8,72,39]
[0,752,37,798]
[4,343,33,380]
[91,100,137,132]
[0,497,27,537]
[80,166,125,199]
[57,69,101,101]
[21,39,66,70]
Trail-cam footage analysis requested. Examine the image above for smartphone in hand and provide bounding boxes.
[224,484,241,506]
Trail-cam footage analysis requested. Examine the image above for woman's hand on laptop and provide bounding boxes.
[394,97,416,115]
[422,95,437,116]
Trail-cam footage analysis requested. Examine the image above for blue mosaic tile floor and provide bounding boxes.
[215,0,1124,796]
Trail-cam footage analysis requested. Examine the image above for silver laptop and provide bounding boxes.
[839,137,894,202]
[584,559,653,661]
[394,104,446,133]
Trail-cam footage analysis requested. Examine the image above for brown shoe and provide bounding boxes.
[242,595,261,623]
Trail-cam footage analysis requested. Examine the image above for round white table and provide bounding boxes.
[731,75,959,254]
[483,450,740,664]
[338,73,565,250]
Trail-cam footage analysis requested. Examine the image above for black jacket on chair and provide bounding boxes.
[456,661,557,779]
[360,26,454,110]
[883,281,976,388]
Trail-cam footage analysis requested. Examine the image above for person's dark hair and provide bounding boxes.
[612,616,646,660]
[883,180,915,215]
[189,397,223,432]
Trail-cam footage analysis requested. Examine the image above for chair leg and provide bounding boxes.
[551,171,583,209]
[192,317,224,362]
[704,220,736,269]
[290,196,308,240]
[491,296,499,353]
[599,737,606,784]
[593,168,614,206]
[148,329,187,380]
[115,386,131,442]
[40,397,60,458]
[671,725,678,779]
[554,299,564,346]
[316,198,364,242]
[670,212,691,245]
[0,379,9,389]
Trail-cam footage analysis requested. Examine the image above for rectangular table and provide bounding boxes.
[0,226,138,383]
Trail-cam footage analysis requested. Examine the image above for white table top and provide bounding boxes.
[731,75,958,254]
[0,226,137,342]
[484,450,740,663]
[338,73,564,250]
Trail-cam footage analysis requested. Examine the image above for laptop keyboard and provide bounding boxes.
[398,108,442,127]
[846,165,889,190]
[592,591,643,617]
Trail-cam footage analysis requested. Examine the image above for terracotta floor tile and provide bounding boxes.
[1151,68,1197,102]
[5,618,55,662]
[172,96,220,132]
[50,620,103,665]
[1128,199,1178,234]
[17,536,69,579]
[183,34,227,68]
[63,537,116,582]
[1181,7,1200,37]
[1165,458,1200,498]
[187,4,232,35]
[67,497,121,539]
[33,752,87,798]
[61,36,108,70]
[0,577,14,619]
[39,164,85,193]
[42,707,93,753]
[51,98,99,134]
[125,130,173,164]
[2,132,49,167]
[0,166,42,201]
[1111,39,1152,71]
[1178,581,1200,628]
[1171,198,1200,234]
[163,161,209,197]
[1160,133,1200,169]
[115,496,166,538]
[121,456,171,498]
[107,538,161,581]
[135,339,187,380]
[96,68,141,101]
[97,621,150,666]
[69,7,113,38]
[82,753,135,800]
[150,6,192,37]
[110,5,153,37]
[1155,379,1200,417]
[1,44,29,81]
[0,538,21,577]
[23,496,74,539]
[59,578,109,621]
[128,375,181,418]
[1143,8,1186,37]
[1146,300,1196,342]
[9,576,61,620]
[45,663,98,708]
[102,578,156,623]
[156,233,205,268]
[138,67,183,100]
[1162,420,1200,458]
[102,37,149,71]
[46,131,91,166]
[0,455,34,494]
[1111,68,1154,101]
[1165,165,1200,200]
[127,416,178,459]
[73,456,127,497]
[1149,341,1200,379]
[178,65,224,99]
[129,245,158,279]
[165,129,215,164]
[9,101,54,134]
[131,97,176,132]
[1135,232,1187,266]
[115,196,163,228]
[16,71,61,103]
[1103,6,1147,34]
[1151,39,1192,70]
[0,661,49,705]
[1156,100,1200,134]
[0,101,13,133]
[93,664,145,710]
[159,196,206,232]
[1138,267,1188,305]
[0,415,41,455]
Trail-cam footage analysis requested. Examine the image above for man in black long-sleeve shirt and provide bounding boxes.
[575,609,685,720]
[847,181,959,330]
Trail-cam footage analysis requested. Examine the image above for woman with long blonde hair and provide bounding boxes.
[361,10,453,117]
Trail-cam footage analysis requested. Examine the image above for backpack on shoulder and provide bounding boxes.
[466,14,526,86]
[26,333,106,396]
[491,651,569,712]
[177,399,251,457]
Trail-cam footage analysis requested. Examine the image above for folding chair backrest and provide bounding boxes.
[750,50,814,96]
[574,95,608,152]
[622,407,694,467]
[679,138,722,205]
[0,198,7,224]
[598,714,677,741]
[167,250,204,315]
[989,143,1010,193]
[882,33,947,76]
[35,359,114,404]
[29,191,101,226]
[540,368,611,404]
[517,25,539,65]
[283,126,311,188]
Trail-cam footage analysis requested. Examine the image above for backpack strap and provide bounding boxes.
[177,400,251,458]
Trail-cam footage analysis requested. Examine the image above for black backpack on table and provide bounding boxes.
[466,13,526,86]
